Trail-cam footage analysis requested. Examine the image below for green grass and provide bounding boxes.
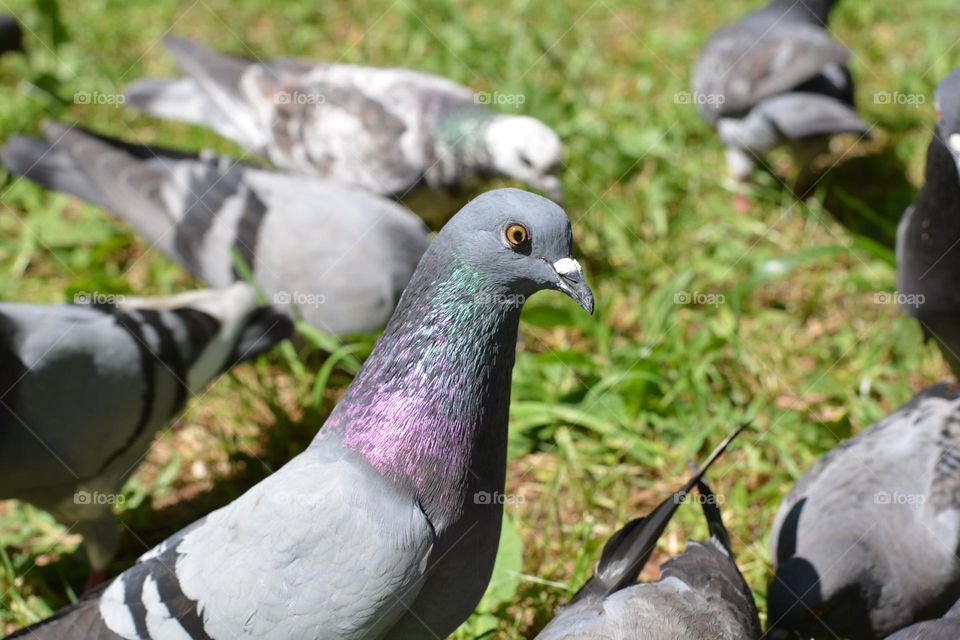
[0,0,956,637]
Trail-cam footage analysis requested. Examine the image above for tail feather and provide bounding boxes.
[124,77,218,129]
[571,423,748,603]
[2,134,111,209]
[4,122,245,284]
[125,36,265,150]
[36,121,182,245]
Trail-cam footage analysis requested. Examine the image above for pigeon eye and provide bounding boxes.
[505,223,529,247]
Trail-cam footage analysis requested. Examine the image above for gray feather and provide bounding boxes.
[768,384,960,638]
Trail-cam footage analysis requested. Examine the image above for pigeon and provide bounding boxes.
[886,599,960,640]
[692,0,869,197]
[897,69,960,377]
[1,122,430,336]
[0,282,291,589]
[123,36,564,218]
[535,424,760,640]
[0,14,22,56]
[4,189,594,640]
[767,383,960,639]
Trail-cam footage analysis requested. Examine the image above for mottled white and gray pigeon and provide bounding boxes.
[897,69,960,377]
[0,283,291,589]
[123,36,564,217]
[767,383,960,639]
[1,122,430,336]
[4,189,594,640]
[692,0,869,196]
[886,599,960,640]
[536,425,759,640]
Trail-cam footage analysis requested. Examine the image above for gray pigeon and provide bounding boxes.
[0,282,291,589]
[535,425,760,640]
[886,599,960,640]
[123,36,564,217]
[4,189,594,640]
[1,122,430,336]
[692,0,869,190]
[767,383,960,639]
[897,69,960,377]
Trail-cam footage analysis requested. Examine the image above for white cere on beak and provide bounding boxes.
[553,257,582,276]
[950,133,960,157]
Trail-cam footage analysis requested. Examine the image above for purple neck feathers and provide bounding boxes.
[321,255,522,527]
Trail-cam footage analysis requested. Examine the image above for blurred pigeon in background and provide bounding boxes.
[692,0,869,207]
[124,36,564,220]
[0,283,291,590]
[897,69,960,377]
[886,599,960,640]
[535,424,759,640]
[0,14,22,56]
[2,122,430,336]
[767,383,960,639]
[4,189,594,639]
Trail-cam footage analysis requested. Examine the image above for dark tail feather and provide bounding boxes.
[695,477,733,555]
[2,133,111,209]
[571,423,748,603]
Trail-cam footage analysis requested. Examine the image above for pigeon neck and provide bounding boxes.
[768,0,836,24]
[430,109,496,186]
[323,250,521,528]
[897,132,960,314]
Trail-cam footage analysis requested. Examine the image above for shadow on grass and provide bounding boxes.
[816,146,915,252]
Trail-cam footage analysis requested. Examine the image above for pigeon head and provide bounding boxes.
[484,116,564,203]
[431,188,592,313]
[325,189,592,525]
[935,69,960,168]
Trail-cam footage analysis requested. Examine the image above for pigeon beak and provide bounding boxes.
[552,257,594,314]
[949,134,960,173]
[950,133,960,156]
[535,175,564,204]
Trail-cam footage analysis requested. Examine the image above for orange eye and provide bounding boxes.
[505,223,528,247]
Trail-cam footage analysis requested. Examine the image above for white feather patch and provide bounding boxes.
[99,578,139,638]
[143,575,193,640]
[552,257,582,276]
